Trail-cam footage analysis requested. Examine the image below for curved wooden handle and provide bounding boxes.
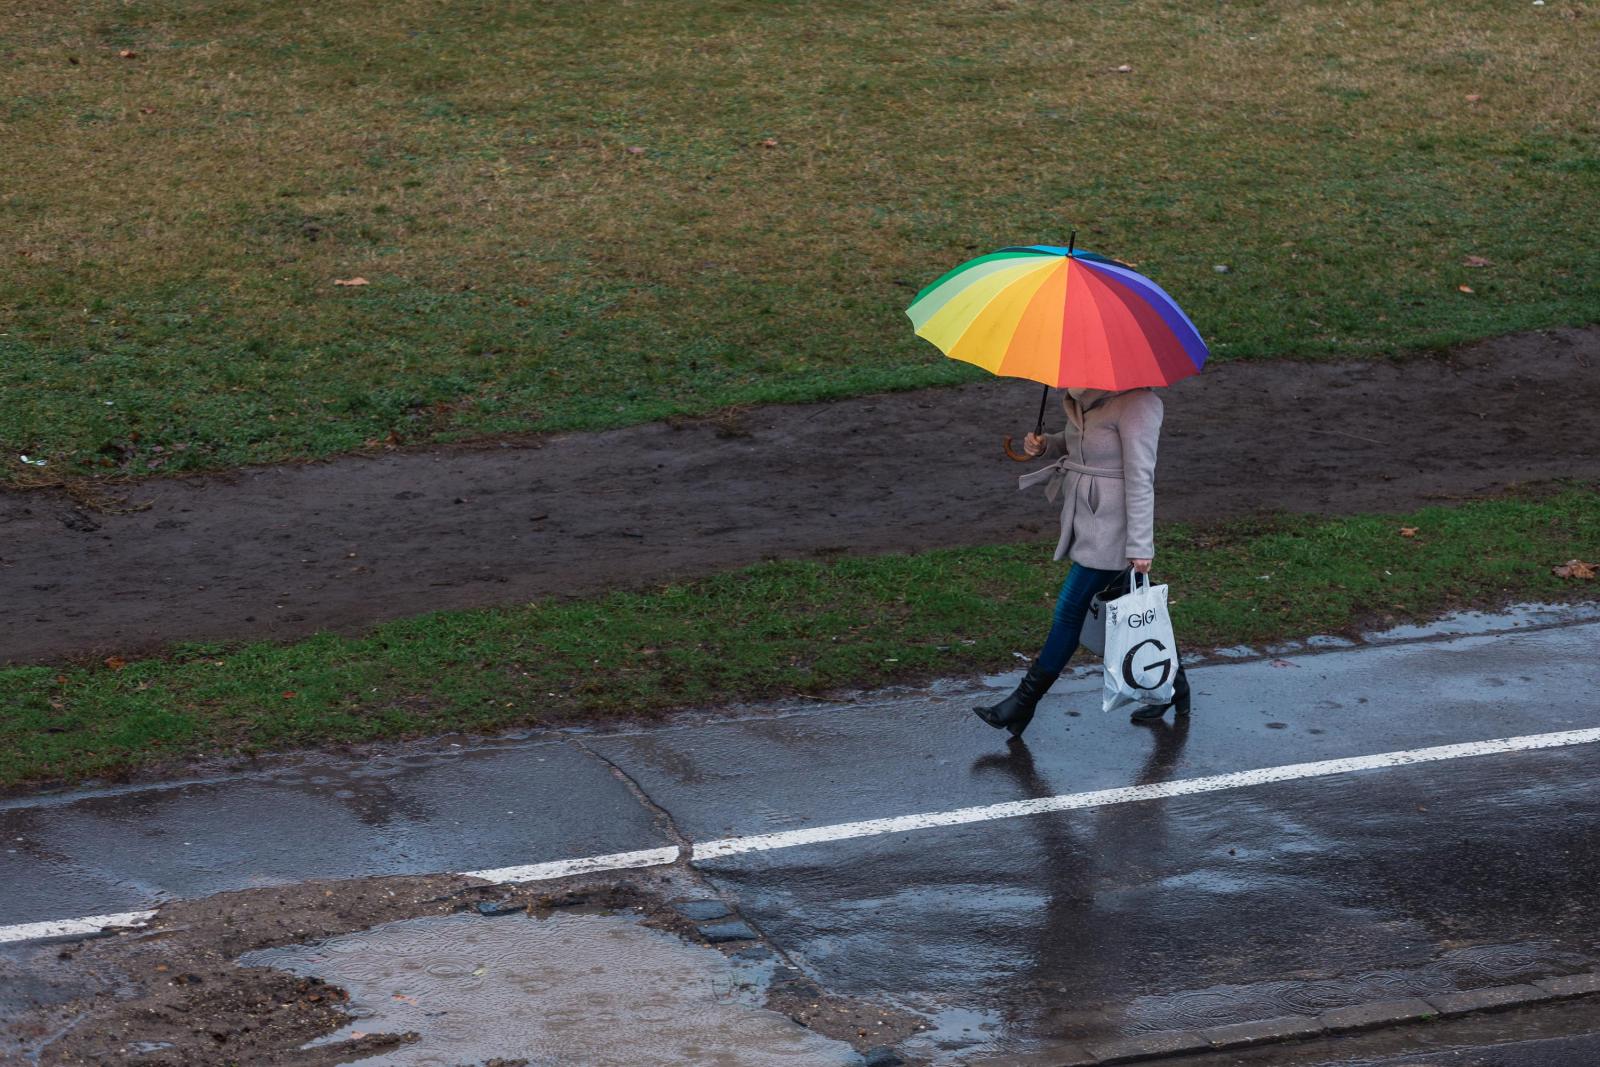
[1001,435,1033,462]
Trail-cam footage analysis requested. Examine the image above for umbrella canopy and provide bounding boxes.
[906,244,1208,390]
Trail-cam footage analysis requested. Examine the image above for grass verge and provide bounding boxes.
[3,488,1597,789]
[3,0,1597,479]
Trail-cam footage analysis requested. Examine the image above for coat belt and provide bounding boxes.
[1019,458,1124,502]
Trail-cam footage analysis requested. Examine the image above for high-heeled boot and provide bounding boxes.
[1130,665,1191,722]
[974,662,1061,739]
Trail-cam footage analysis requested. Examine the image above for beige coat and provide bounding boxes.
[1019,388,1163,570]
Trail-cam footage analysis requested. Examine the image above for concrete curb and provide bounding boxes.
[1022,972,1600,1066]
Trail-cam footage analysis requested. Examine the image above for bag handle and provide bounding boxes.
[1128,567,1149,596]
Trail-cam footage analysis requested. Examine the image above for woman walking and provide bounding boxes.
[974,386,1190,739]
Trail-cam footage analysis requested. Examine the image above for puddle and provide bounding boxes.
[1358,601,1600,645]
[240,909,860,1066]
[897,1002,1008,1061]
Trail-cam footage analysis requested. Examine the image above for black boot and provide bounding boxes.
[974,663,1060,739]
[1130,666,1191,722]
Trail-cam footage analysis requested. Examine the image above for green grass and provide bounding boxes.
[4,488,1596,788]
[2,0,1597,479]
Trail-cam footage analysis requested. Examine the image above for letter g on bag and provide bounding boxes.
[1121,637,1173,691]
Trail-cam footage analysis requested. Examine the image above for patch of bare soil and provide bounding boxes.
[4,871,922,1066]
[3,327,1596,665]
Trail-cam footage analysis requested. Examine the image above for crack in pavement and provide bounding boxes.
[568,736,695,855]
[562,737,803,976]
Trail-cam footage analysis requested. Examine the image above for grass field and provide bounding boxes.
[5,488,1596,788]
[3,0,1597,480]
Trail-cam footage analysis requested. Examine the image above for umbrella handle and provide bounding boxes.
[1002,435,1033,463]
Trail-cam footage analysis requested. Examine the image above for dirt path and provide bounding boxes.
[4,326,1596,665]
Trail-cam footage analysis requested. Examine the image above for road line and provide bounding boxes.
[7,726,1600,943]
[464,846,682,884]
[690,726,1600,859]
[0,910,157,945]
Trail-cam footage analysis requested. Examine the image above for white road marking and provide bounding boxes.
[464,846,682,884]
[6,725,1600,943]
[0,910,158,945]
[691,727,1600,859]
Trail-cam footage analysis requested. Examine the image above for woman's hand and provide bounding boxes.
[1129,558,1152,575]
[1022,432,1046,457]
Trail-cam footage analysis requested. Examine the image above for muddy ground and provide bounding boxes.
[1,871,922,1066]
[4,326,1597,665]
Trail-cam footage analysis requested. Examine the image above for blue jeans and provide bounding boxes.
[1035,563,1123,676]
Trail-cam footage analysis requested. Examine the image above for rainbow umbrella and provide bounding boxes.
[906,237,1208,455]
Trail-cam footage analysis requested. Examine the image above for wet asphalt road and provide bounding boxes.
[5,607,1600,1062]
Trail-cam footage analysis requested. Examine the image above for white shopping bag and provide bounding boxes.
[1101,571,1179,713]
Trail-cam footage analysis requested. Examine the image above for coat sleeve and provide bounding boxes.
[1117,392,1163,560]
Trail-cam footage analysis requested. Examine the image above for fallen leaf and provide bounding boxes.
[333,277,369,287]
[1458,285,1474,293]
[1554,559,1596,580]
[350,1032,368,1040]
[281,691,298,699]
[1465,93,1482,102]
[1115,64,1133,72]
[119,49,138,59]
[759,138,779,148]
[139,107,157,115]
[392,993,418,1004]
[471,964,487,976]
[625,145,645,155]
[1270,659,1300,668]
[1399,526,1419,537]
[105,656,128,670]
[1463,255,1492,267]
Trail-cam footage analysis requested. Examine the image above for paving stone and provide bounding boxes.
[1534,972,1600,999]
[1426,984,1550,1017]
[1087,1029,1210,1063]
[1203,1014,1325,1048]
[1319,997,1437,1033]
[671,898,732,922]
[473,900,524,917]
[697,919,758,943]
[860,1048,904,1067]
